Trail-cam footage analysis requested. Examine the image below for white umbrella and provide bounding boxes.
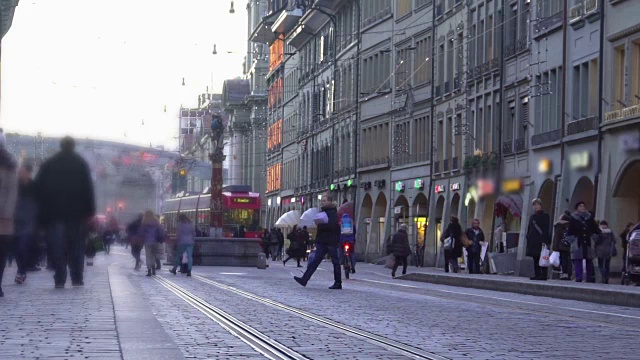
[300,208,320,228]
[274,210,301,228]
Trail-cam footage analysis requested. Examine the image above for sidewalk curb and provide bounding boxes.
[398,273,640,308]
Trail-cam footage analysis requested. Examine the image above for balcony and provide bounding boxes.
[514,137,526,153]
[531,129,562,147]
[534,11,563,36]
[604,104,640,123]
[490,58,500,72]
[566,116,598,136]
[503,141,513,155]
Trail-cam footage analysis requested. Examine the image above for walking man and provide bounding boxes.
[526,198,551,280]
[294,193,342,289]
[465,219,485,274]
[388,224,411,277]
[35,137,95,288]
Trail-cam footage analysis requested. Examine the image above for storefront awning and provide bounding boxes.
[494,194,523,218]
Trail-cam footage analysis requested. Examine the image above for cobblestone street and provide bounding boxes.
[2,246,640,359]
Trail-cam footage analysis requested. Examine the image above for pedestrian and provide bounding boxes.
[494,222,505,253]
[235,225,246,238]
[13,158,37,285]
[102,227,115,255]
[620,222,634,273]
[568,201,600,283]
[339,216,356,274]
[283,225,305,267]
[552,210,573,280]
[261,229,272,259]
[170,213,194,277]
[294,193,342,289]
[300,226,311,261]
[0,130,18,297]
[34,136,95,288]
[441,216,463,273]
[464,219,485,274]
[127,214,144,270]
[137,210,164,277]
[525,198,551,281]
[595,220,616,284]
[388,224,411,277]
[275,228,285,261]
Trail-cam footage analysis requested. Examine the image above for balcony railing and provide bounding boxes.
[534,11,563,34]
[514,137,526,152]
[490,58,500,71]
[566,116,598,136]
[604,104,640,123]
[503,141,513,155]
[531,129,562,146]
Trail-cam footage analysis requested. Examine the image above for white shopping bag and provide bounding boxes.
[539,245,551,267]
[549,251,561,267]
[182,252,188,264]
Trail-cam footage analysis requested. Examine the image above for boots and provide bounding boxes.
[146,269,152,277]
[155,259,161,270]
[187,270,191,277]
[170,267,177,275]
[328,283,342,290]
[151,267,156,276]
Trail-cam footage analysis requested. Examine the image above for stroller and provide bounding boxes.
[621,228,640,285]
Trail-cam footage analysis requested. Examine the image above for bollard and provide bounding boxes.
[257,253,267,269]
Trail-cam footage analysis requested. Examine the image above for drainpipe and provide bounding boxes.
[593,0,605,213]
[559,0,568,216]
[427,0,437,265]
[353,0,362,249]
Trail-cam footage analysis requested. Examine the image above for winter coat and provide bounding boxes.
[137,222,165,245]
[14,180,38,237]
[315,204,340,246]
[465,228,485,254]
[595,228,616,259]
[34,150,95,225]
[526,210,551,258]
[441,222,463,258]
[388,229,411,257]
[126,217,143,246]
[568,211,600,260]
[176,222,195,246]
[286,231,306,258]
[0,149,18,236]
[552,220,570,252]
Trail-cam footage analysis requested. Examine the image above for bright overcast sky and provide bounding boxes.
[0,0,247,149]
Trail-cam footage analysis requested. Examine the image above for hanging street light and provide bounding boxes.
[182,77,185,86]
[212,44,217,55]
[229,1,235,14]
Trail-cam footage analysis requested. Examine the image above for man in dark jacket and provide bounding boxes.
[13,158,38,285]
[126,214,143,270]
[294,193,342,289]
[568,201,600,283]
[35,137,95,288]
[464,219,485,274]
[526,198,551,281]
[388,224,411,277]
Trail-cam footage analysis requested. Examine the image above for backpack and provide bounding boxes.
[341,214,353,235]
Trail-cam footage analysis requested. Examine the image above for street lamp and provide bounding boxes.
[182,77,185,86]
[229,1,235,14]
[212,44,217,55]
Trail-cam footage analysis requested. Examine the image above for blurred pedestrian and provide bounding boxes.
[620,222,634,273]
[170,213,194,277]
[441,216,462,273]
[552,210,572,280]
[261,229,272,259]
[127,214,143,270]
[102,227,115,255]
[34,136,95,288]
[138,210,164,276]
[13,158,37,285]
[275,228,285,261]
[300,226,311,261]
[526,198,551,281]
[294,193,342,289]
[465,219,485,274]
[388,224,411,277]
[568,201,600,283]
[283,225,305,267]
[595,220,616,284]
[0,130,18,297]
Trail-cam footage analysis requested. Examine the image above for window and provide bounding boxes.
[454,114,462,163]
[538,0,563,19]
[613,45,626,110]
[446,116,453,165]
[361,0,391,27]
[477,4,484,66]
[396,0,411,18]
[362,49,391,95]
[416,0,431,8]
[393,121,410,166]
[505,102,515,142]
[517,98,528,140]
[469,9,476,68]
[412,115,430,163]
[519,1,529,42]
[633,40,640,105]
[396,47,411,90]
[436,119,444,164]
[487,13,494,61]
[476,107,483,151]
[572,59,599,118]
[484,105,491,153]
[414,35,432,85]
[438,43,445,86]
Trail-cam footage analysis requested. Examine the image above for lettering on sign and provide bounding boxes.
[450,183,461,191]
[414,179,425,189]
[502,179,523,193]
[233,198,252,204]
[435,184,446,193]
[569,152,591,170]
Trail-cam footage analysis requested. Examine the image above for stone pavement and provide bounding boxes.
[358,263,640,307]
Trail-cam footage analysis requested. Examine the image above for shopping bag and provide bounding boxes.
[549,251,561,267]
[539,245,551,267]
[182,252,188,264]
[384,255,395,269]
[443,237,453,250]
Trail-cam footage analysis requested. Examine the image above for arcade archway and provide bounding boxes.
[372,193,388,255]
[569,176,595,211]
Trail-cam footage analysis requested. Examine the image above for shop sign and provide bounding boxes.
[538,158,552,174]
[414,179,425,189]
[268,198,272,206]
[330,184,338,191]
[395,181,405,192]
[435,184,446,193]
[347,179,354,187]
[502,178,523,193]
[291,197,296,203]
[301,196,305,205]
[476,178,495,198]
[450,183,461,191]
[569,151,591,170]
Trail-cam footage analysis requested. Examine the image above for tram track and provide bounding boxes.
[154,276,308,360]
[191,274,448,360]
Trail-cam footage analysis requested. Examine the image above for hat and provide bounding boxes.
[532,198,542,206]
[399,224,407,231]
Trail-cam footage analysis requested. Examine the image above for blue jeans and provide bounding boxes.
[48,222,86,285]
[301,243,341,284]
[597,257,611,281]
[14,233,32,275]
[338,242,356,269]
[174,244,193,271]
